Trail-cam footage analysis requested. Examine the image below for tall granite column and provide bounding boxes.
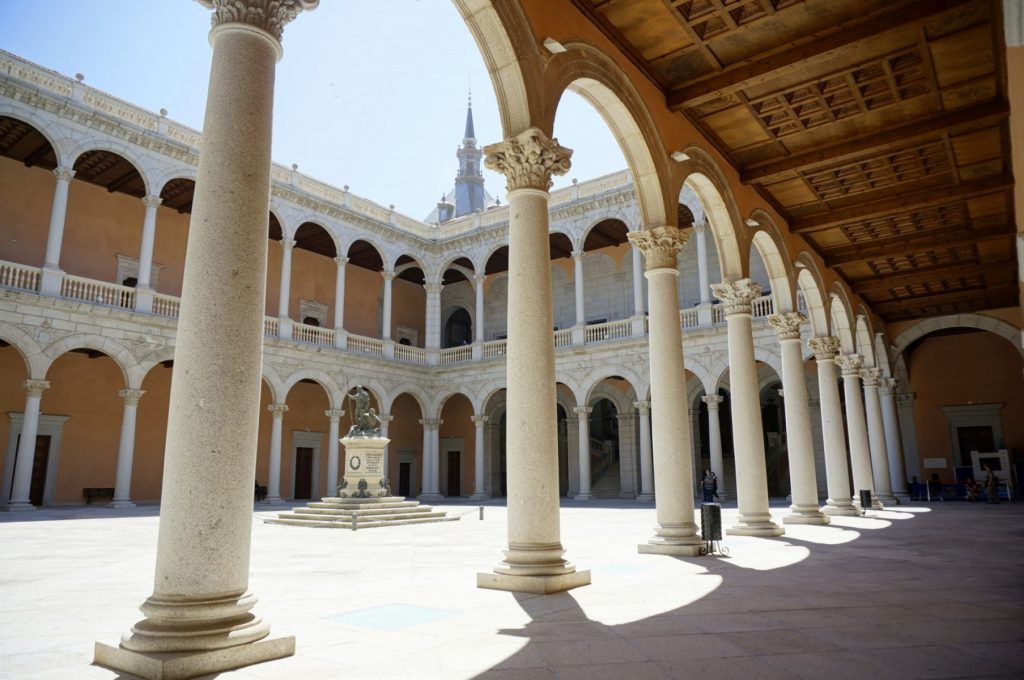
[629,226,703,554]
[712,279,783,536]
[634,400,654,500]
[470,414,489,500]
[325,408,344,495]
[574,406,593,500]
[265,403,288,504]
[862,368,897,505]
[95,3,318,677]
[768,313,827,525]
[477,128,589,593]
[808,337,857,516]
[111,389,145,509]
[880,378,909,500]
[836,354,879,508]
[7,379,49,511]
[702,394,725,499]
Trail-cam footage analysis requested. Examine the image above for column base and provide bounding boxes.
[574,492,592,501]
[823,502,859,517]
[636,492,655,501]
[874,492,899,505]
[110,500,137,509]
[893,491,910,504]
[783,507,830,525]
[418,493,444,502]
[94,634,295,680]
[638,540,702,556]
[477,569,591,594]
[469,492,489,501]
[4,501,36,512]
[727,513,784,537]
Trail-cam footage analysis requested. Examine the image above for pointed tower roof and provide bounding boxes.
[464,91,475,140]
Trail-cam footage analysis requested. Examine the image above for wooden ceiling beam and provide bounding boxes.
[106,168,141,193]
[741,100,1010,184]
[569,0,669,90]
[826,224,1013,265]
[666,0,982,109]
[793,174,1014,233]
[22,140,53,168]
[872,284,1018,311]
[852,259,1016,293]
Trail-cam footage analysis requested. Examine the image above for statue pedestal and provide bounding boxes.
[339,436,390,498]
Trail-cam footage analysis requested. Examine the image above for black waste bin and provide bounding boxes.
[700,502,722,541]
[859,489,872,512]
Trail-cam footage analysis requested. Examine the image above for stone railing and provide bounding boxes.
[712,304,725,324]
[481,339,507,359]
[752,294,774,318]
[263,317,279,336]
[0,260,40,292]
[151,293,180,318]
[584,318,633,344]
[294,322,335,347]
[61,274,135,309]
[439,345,473,365]
[554,328,573,348]
[347,334,384,357]
[394,343,427,364]
[680,308,699,329]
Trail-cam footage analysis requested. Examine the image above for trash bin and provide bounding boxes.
[859,489,872,512]
[700,502,722,541]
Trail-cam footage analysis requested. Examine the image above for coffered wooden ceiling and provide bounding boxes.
[572,0,1017,321]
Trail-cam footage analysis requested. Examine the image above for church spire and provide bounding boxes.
[464,91,475,141]
[454,88,484,217]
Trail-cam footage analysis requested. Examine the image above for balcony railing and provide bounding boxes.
[439,345,473,365]
[152,293,180,318]
[264,317,279,336]
[294,322,335,347]
[482,339,507,359]
[554,329,573,348]
[347,334,383,357]
[0,260,40,292]
[61,274,135,309]
[584,318,632,344]
[394,343,427,364]
[752,294,774,318]
[680,308,699,329]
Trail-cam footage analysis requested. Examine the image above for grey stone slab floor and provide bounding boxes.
[0,500,1021,679]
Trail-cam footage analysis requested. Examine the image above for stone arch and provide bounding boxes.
[383,384,430,416]
[891,313,1023,361]
[260,361,285,405]
[293,218,341,259]
[747,209,795,312]
[41,334,140,388]
[829,283,856,354]
[674,146,744,280]
[152,165,199,196]
[137,346,176,378]
[854,313,875,367]
[0,105,70,165]
[580,367,644,407]
[0,321,46,379]
[67,139,153,195]
[281,368,342,409]
[432,388,481,420]
[545,43,672,228]
[874,333,894,378]
[683,355,717,396]
[794,252,830,338]
[346,237,387,270]
[579,214,632,253]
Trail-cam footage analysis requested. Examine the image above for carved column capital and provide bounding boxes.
[197,0,318,44]
[808,336,841,361]
[483,127,572,192]
[768,312,806,341]
[23,379,50,398]
[53,166,75,183]
[573,406,593,419]
[119,388,146,406]
[880,377,899,395]
[419,417,442,429]
[571,249,586,262]
[859,367,881,387]
[471,414,490,425]
[627,226,688,271]
[378,413,394,423]
[381,269,397,282]
[701,394,724,409]
[334,256,348,267]
[142,195,163,210]
[633,400,651,414]
[473,273,486,286]
[424,282,444,295]
[267,403,289,415]
[711,278,762,316]
[278,237,295,251]
[324,408,345,421]
[835,353,864,377]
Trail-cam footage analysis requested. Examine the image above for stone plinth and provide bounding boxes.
[266,496,457,529]
[340,435,389,499]
[94,636,295,680]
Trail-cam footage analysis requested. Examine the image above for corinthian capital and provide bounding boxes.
[880,377,899,395]
[23,379,50,398]
[835,353,864,377]
[859,368,881,387]
[53,166,75,183]
[768,312,805,341]
[197,0,318,43]
[711,278,762,316]
[807,336,841,361]
[483,127,572,192]
[627,226,688,270]
[118,389,146,406]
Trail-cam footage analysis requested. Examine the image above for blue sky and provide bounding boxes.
[0,1,627,219]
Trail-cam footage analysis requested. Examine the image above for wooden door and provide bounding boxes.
[398,462,411,498]
[957,426,995,466]
[446,451,461,497]
[294,447,313,500]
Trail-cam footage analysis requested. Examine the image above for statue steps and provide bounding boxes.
[264,495,458,530]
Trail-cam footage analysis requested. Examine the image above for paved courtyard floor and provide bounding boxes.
[0,499,1022,679]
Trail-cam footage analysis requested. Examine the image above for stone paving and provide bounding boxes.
[1,499,1022,679]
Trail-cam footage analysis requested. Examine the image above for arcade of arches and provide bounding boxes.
[0,1,1021,677]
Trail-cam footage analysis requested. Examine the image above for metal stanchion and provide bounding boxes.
[699,503,728,556]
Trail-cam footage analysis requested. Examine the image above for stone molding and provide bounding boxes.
[23,379,50,398]
[701,394,723,408]
[324,408,344,421]
[896,392,917,406]
[627,226,688,270]
[633,400,650,414]
[198,0,319,43]
[118,388,145,406]
[471,414,489,425]
[860,368,881,387]
[267,403,289,415]
[835,353,864,377]
[807,336,841,361]
[419,417,442,429]
[483,127,572,192]
[142,195,163,210]
[334,256,348,266]
[279,238,295,251]
[53,166,75,183]
[711,278,762,316]
[768,312,805,341]
[381,269,397,282]
[573,406,593,418]
[424,283,444,295]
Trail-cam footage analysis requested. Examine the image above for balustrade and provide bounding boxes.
[584,318,633,344]
[151,293,180,318]
[293,322,335,347]
[394,343,427,364]
[554,328,573,348]
[752,294,774,318]
[347,333,384,357]
[439,345,473,365]
[263,316,279,336]
[482,339,507,359]
[0,260,40,292]
[679,308,699,329]
[61,274,135,309]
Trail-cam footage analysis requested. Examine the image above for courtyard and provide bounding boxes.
[1,500,1021,679]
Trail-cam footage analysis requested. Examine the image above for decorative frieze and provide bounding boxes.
[484,127,572,192]
[627,226,688,270]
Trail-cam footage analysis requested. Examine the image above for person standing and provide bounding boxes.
[984,465,1000,504]
[701,469,716,504]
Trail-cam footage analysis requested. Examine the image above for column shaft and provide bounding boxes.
[573,251,586,326]
[838,356,877,507]
[137,197,162,289]
[470,415,488,499]
[111,389,145,508]
[43,168,74,269]
[474,275,486,343]
[635,401,654,500]
[7,380,49,511]
[266,405,287,503]
[277,239,294,318]
[695,223,710,304]
[381,271,394,340]
[325,410,342,496]
[862,371,896,504]
[574,407,592,500]
[631,246,644,316]
[702,396,725,499]
[333,258,346,330]
[880,382,908,499]
[810,338,857,516]
[425,284,442,350]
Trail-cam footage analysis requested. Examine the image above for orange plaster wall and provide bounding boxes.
[908,332,1024,468]
[387,394,424,495]
[0,346,30,482]
[288,248,337,322]
[133,364,172,501]
[391,279,426,344]
[342,265,383,338]
[439,394,476,496]
[0,157,53,266]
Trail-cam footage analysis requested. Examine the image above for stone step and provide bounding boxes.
[265,512,456,529]
[319,496,408,504]
[293,506,435,517]
[309,500,420,510]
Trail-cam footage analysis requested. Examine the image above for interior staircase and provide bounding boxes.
[591,467,621,498]
[264,496,457,529]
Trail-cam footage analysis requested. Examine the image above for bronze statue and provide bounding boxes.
[346,385,381,437]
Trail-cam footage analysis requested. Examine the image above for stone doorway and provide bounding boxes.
[398,461,412,497]
[294,447,313,500]
[446,451,461,497]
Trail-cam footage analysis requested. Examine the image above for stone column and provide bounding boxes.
[333,256,347,348]
[265,404,288,504]
[111,389,145,509]
[381,269,395,340]
[808,337,857,516]
[836,354,878,508]
[769,314,827,525]
[136,196,162,290]
[379,413,394,484]
[276,237,294,320]
[629,226,703,554]
[40,167,75,295]
[694,219,711,304]
[470,414,488,499]
[325,408,343,496]
[474,273,486,343]
[712,279,783,536]
[418,418,442,500]
[880,378,909,501]
[477,127,589,593]
[418,418,431,497]
[95,5,317,676]
[634,400,654,500]
[862,368,897,505]
[630,245,646,336]
[7,379,49,511]
[574,406,593,500]
[425,283,443,350]
[701,395,725,500]
[896,392,922,484]
[573,250,586,327]
[616,413,638,497]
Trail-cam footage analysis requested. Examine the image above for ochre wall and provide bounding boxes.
[907,332,1024,469]
[0,157,55,267]
[439,393,476,496]
[388,393,425,495]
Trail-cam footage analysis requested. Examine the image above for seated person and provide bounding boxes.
[908,476,925,500]
[963,477,981,502]
[254,480,268,502]
[928,473,943,500]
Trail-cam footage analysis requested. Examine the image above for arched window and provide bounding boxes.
[442,308,472,348]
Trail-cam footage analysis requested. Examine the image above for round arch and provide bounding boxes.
[0,321,46,379]
[747,209,795,312]
[891,313,1023,361]
[41,335,140,388]
[280,368,342,409]
[674,146,744,280]
[829,283,856,354]
[67,140,152,195]
[794,252,830,337]
[383,384,430,416]
[0,106,69,165]
[854,314,876,367]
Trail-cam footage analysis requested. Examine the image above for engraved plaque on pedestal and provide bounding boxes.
[339,436,390,498]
